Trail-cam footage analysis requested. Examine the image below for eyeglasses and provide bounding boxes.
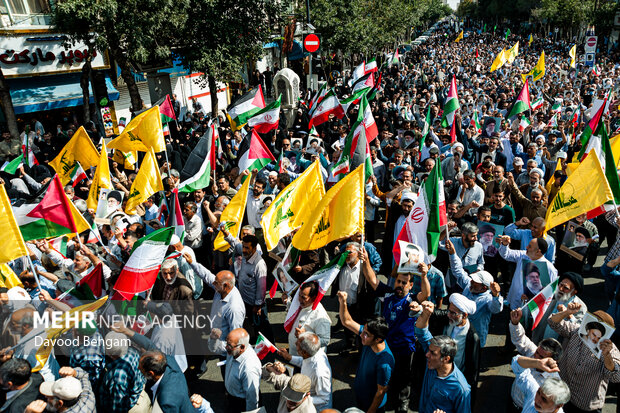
[225,343,242,349]
[448,310,463,316]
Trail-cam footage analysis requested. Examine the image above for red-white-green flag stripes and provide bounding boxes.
[422,104,432,140]
[580,93,609,149]
[341,87,371,113]
[113,227,174,300]
[393,161,447,264]
[284,252,349,332]
[507,79,532,119]
[227,85,266,131]
[69,162,87,187]
[248,95,282,134]
[356,94,378,143]
[22,134,37,167]
[582,123,620,219]
[308,89,345,128]
[308,82,328,116]
[470,110,482,134]
[525,279,558,330]
[178,125,217,193]
[254,332,277,359]
[237,130,276,174]
[440,75,460,128]
[351,72,374,94]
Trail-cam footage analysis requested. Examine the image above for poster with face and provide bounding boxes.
[559,221,590,261]
[578,313,615,358]
[522,261,550,300]
[273,263,299,295]
[95,189,125,223]
[397,241,423,275]
[477,222,503,257]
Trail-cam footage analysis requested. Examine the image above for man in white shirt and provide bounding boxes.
[455,170,485,218]
[511,355,571,413]
[338,242,362,352]
[276,332,332,411]
[224,328,261,413]
[183,202,203,249]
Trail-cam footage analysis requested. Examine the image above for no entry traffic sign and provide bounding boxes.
[586,36,597,47]
[303,33,321,53]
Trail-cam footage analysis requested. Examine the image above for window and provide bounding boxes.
[5,0,50,16]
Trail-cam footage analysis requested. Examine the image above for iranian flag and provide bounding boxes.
[470,110,482,134]
[593,65,600,76]
[237,130,276,174]
[227,85,266,130]
[48,235,69,257]
[254,332,277,359]
[167,188,186,242]
[284,252,349,332]
[393,161,447,264]
[507,79,531,119]
[356,94,378,143]
[525,279,558,330]
[548,113,558,128]
[531,96,544,110]
[580,94,608,148]
[365,58,378,73]
[22,135,37,167]
[440,75,460,129]
[519,116,531,132]
[309,89,345,128]
[69,162,87,187]
[550,101,562,113]
[332,97,374,180]
[248,95,281,133]
[178,125,217,193]
[308,82,328,116]
[113,227,174,300]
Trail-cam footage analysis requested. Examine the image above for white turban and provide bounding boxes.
[449,293,476,315]
[529,168,544,179]
[451,142,464,154]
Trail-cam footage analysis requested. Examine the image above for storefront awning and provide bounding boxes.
[8,73,119,114]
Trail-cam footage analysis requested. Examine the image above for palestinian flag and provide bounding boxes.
[349,62,366,87]
[440,75,460,129]
[157,95,176,136]
[351,72,374,93]
[69,162,87,187]
[507,79,531,119]
[237,130,276,174]
[519,116,531,132]
[284,252,349,332]
[14,175,84,241]
[389,49,400,67]
[531,96,544,111]
[308,82,328,116]
[166,188,186,242]
[1,155,23,175]
[581,123,620,219]
[470,110,482,134]
[526,279,558,330]
[113,227,174,300]
[76,262,103,298]
[227,85,266,130]
[308,89,345,128]
[178,126,217,193]
[367,72,383,101]
[254,332,277,359]
[580,94,608,147]
[22,135,37,167]
[248,95,281,133]
[341,87,371,113]
[393,161,446,264]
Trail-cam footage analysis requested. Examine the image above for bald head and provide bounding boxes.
[139,350,167,381]
[226,328,250,358]
[531,217,546,237]
[214,270,235,296]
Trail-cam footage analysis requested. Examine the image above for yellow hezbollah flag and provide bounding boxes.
[0,185,27,263]
[33,295,108,372]
[545,150,613,233]
[261,160,325,251]
[113,149,137,171]
[569,45,577,69]
[0,263,22,289]
[611,134,620,166]
[529,34,533,46]
[292,163,365,251]
[490,49,506,72]
[455,31,463,42]
[506,41,519,64]
[108,106,165,153]
[522,51,545,82]
[49,127,100,185]
[214,175,252,251]
[124,147,164,215]
[87,140,112,210]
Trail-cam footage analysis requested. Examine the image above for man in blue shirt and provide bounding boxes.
[337,290,395,413]
[504,217,556,263]
[439,222,485,292]
[360,248,430,412]
[413,300,472,413]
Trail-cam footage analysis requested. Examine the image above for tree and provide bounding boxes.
[52,0,189,115]
[178,0,283,116]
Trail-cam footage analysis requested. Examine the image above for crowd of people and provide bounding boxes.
[0,17,618,413]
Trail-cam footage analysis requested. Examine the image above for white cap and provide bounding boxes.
[170,234,181,245]
[469,270,494,288]
[400,191,417,203]
[40,376,82,401]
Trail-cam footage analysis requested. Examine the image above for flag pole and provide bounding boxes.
[27,255,42,295]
